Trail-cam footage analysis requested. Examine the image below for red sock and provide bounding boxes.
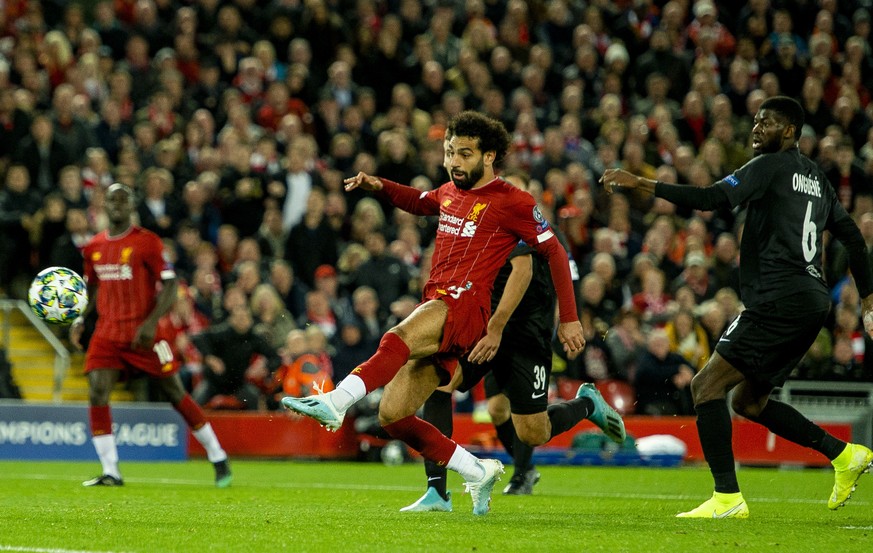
[383,415,457,465]
[354,332,411,393]
[174,394,207,430]
[89,405,112,436]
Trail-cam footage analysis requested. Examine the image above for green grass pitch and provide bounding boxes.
[0,459,871,553]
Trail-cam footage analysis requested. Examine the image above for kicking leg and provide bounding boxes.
[282,300,446,427]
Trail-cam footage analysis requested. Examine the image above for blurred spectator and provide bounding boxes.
[664,308,711,371]
[631,267,673,327]
[349,231,411,319]
[268,259,308,321]
[250,282,297,350]
[192,305,280,410]
[49,207,92,276]
[32,192,67,267]
[273,328,334,408]
[825,336,868,381]
[298,289,338,342]
[181,179,221,245]
[138,167,182,238]
[190,265,223,322]
[670,251,718,304]
[0,165,40,296]
[284,188,339,287]
[634,328,696,416]
[312,263,353,324]
[331,321,375,382]
[349,285,383,349]
[826,138,871,214]
[14,113,73,195]
[605,308,647,382]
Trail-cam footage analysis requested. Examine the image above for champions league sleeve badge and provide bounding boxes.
[533,205,549,231]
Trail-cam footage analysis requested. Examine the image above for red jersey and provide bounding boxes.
[83,226,176,343]
[378,178,578,323]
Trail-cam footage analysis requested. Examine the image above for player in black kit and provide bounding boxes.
[601,96,873,518]
[401,172,625,512]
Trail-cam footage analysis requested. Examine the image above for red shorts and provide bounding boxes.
[423,290,489,385]
[85,334,178,378]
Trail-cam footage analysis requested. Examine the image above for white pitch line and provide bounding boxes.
[0,546,128,553]
[3,472,869,506]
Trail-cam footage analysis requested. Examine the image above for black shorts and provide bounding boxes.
[458,336,551,415]
[714,291,830,387]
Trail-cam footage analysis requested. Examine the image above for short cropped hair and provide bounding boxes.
[759,95,805,139]
[446,111,512,167]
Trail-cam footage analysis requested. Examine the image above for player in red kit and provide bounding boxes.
[283,111,588,515]
[70,183,231,488]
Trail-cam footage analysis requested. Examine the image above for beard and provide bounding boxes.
[451,159,485,191]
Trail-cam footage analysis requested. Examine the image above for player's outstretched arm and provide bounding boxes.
[600,169,655,195]
[601,168,729,211]
[343,172,384,192]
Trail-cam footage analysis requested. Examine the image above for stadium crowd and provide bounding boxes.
[2,0,873,415]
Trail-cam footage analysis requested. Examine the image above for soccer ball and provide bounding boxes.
[27,267,89,324]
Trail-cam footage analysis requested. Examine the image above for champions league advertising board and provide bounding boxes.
[0,402,188,460]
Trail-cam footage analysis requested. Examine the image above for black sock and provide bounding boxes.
[495,418,535,477]
[547,396,593,438]
[695,399,739,494]
[512,434,535,477]
[494,419,515,457]
[422,390,452,500]
[748,399,846,461]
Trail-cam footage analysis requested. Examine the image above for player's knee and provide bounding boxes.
[689,372,712,403]
[88,386,111,406]
[515,423,549,446]
[512,413,551,447]
[377,404,402,427]
[159,377,186,404]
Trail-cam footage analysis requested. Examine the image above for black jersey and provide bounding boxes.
[490,236,580,351]
[716,148,856,307]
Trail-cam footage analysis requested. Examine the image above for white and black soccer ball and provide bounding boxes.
[27,267,88,324]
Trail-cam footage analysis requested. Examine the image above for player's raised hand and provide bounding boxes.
[557,320,586,355]
[344,172,384,192]
[600,169,641,194]
[862,294,873,338]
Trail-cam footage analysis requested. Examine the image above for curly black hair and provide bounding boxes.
[446,111,512,167]
[759,95,805,140]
